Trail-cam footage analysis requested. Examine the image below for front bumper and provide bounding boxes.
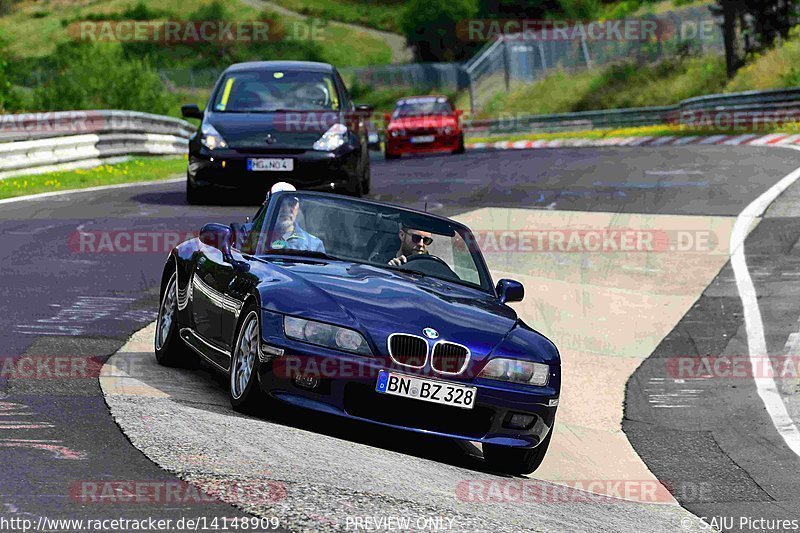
[386,134,461,156]
[256,337,558,449]
[188,145,359,193]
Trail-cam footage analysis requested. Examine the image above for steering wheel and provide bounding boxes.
[403,253,449,268]
[399,254,460,281]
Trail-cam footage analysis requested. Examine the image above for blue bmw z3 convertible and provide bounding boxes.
[155,190,560,474]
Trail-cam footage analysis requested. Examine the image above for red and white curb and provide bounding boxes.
[467,133,800,151]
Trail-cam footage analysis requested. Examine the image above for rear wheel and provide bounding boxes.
[482,428,552,475]
[229,307,265,413]
[154,272,196,367]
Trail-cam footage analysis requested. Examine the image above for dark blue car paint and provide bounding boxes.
[161,196,561,450]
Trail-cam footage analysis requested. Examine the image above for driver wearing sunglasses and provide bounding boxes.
[382,225,434,266]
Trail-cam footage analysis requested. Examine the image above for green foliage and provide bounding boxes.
[479,55,727,117]
[400,0,479,61]
[31,41,175,114]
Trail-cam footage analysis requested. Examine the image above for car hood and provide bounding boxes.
[256,260,518,357]
[390,115,457,130]
[206,111,342,149]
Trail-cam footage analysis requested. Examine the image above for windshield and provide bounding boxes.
[212,70,341,112]
[393,97,453,118]
[244,193,492,292]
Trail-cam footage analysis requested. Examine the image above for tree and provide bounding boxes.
[712,0,799,78]
[400,0,479,62]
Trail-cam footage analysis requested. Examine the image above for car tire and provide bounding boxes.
[154,271,197,368]
[362,159,371,195]
[186,176,208,205]
[482,427,553,475]
[229,306,266,414]
[452,134,466,155]
[385,151,400,160]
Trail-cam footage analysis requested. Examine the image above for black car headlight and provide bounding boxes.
[313,123,348,151]
[284,316,371,355]
[200,124,228,150]
[479,358,549,386]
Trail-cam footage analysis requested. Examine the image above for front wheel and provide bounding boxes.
[154,271,196,367]
[452,134,466,155]
[186,175,209,205]
[229,307,265,413]
[482,428,553,475]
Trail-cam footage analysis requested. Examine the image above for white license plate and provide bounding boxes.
[247,158,293,171]
[410,135,435,144]
[375,371,476,409]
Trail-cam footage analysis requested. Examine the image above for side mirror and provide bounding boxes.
[181,104,203,120]
[383,112,392,124]
[199,223,250,273]
[199,223,232,256]
[496,279,524,304]
[455,109,464,118]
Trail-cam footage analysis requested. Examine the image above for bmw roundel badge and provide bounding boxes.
[423,327,439,339]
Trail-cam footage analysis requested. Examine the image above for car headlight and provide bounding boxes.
[313,123,348,151]
[283,316,371,355]
[389,129,405,138]
[478,358,549,386]
[200,124,228,150]
[443,126,453,135]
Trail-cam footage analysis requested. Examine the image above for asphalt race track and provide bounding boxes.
[3,146,800,531]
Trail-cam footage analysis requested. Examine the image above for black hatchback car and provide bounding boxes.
[182,61,372,204]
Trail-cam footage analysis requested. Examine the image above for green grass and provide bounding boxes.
[0,0,391,67]
[266,0,404,33]
[477,55,728,118]
[726,28,800,92]
[0,156,186,200]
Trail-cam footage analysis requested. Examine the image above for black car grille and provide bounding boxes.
[344,384,494,438]
[407,128,436,136]
[388,334,428,368]
[431,342,469,374]
[234,148,306,155]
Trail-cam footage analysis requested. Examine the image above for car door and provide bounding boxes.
[220,247,256,354]
[191,245,238,367]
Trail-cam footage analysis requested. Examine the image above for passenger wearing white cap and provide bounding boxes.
[268,182,326,253]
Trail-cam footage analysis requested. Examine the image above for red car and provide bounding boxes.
[384,96,465,159]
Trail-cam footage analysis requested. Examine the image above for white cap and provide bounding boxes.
[270,182,296,194]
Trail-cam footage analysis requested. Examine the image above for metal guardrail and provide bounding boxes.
[0,110,194,179]
[462,87,800,137]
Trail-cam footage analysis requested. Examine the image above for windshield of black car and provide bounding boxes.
[392,98,453,118]
[247,193,492,292]
[212,70,341,112]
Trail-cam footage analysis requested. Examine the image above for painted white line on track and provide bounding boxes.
[0,177,183,206]
[731,145,800,457]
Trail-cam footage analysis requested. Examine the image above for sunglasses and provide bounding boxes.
[406,232,433,245]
